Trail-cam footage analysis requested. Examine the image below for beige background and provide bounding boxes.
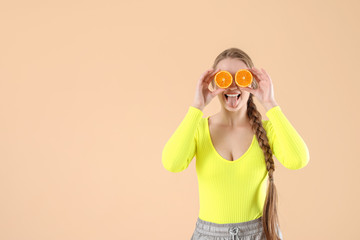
[0,0,359,239]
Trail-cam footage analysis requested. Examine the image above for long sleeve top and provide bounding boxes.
[162,105,310,224]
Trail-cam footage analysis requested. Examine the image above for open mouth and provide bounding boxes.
[224,93,241,107]
[224,94,241,101]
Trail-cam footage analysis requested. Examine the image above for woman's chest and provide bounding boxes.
[209,126,255,161]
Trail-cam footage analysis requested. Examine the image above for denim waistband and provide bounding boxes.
[194,216,263,240]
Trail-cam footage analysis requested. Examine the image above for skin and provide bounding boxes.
[192,58,279,161]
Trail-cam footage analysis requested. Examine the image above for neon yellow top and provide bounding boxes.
[162,105,309,224]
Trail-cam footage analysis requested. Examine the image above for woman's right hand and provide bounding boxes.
[192,68,226,111]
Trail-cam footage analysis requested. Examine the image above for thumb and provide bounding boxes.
[239,87,255,95]
[212,88,226,97]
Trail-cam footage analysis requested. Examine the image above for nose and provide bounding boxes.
[228,75,238,89]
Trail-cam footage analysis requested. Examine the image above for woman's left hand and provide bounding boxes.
[239,67,276,104]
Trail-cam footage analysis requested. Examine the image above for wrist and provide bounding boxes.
[263,100,278,112]
[191,104,204,111]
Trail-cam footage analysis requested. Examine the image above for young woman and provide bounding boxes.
[162,47,310,240]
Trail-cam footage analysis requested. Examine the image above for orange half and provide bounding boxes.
[214,70,233,88]
[235,69,253,87]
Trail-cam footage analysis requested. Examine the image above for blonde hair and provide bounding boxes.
[212,47,281,240]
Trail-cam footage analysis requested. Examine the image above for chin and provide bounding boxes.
[225,104,242,111]
[221,100,243,110]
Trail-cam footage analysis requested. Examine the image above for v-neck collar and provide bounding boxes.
[206,116,256,163]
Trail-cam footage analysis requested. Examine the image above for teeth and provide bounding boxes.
[225,94,240,97]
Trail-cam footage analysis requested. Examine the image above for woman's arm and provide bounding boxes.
[162,106,203,172]
[264,105,310,170]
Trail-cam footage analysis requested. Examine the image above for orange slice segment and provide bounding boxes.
[235,69,253,87]
[214,70,233,88]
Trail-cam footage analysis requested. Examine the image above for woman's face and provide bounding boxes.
[212,58,252,111]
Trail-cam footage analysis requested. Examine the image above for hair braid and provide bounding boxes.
[247,94,281,240]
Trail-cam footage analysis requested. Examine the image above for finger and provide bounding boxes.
[249,67,263,76]
[239,86,255,94]
[248,70,260,84]
[248,67,263,81]
[248,67,260,76]
[201,69,214,80]
[200,68,216,81]
[205,68,221,84]
[211,87,226,97]
[198,69,214,86]
[252,67,270,82]
[260,68,270,78]
[207,68,221,81]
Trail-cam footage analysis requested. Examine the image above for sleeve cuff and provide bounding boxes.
[189,106,204,115]
[265,105,281,118]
